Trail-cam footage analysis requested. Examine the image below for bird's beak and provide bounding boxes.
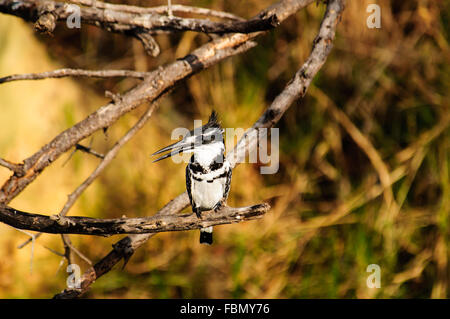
[151,136,198,163]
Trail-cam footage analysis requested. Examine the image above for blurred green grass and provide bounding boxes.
[0,0,449,298]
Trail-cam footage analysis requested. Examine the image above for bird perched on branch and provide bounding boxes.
[152,111,232,244]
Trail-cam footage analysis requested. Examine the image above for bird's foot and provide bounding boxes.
[213,200,225,213]
[194,208,202,219]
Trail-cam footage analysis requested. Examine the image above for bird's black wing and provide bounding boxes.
[185,163,194,209]
[223,166,232,201]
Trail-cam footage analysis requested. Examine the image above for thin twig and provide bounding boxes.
[61,234,92,265]
[0,68,148,84]
[43,245,65,257]
[61,141,103,169]
[61,234,73,265]
[0,158,23,175]
[13,227,36,274]
[74,144,105,159]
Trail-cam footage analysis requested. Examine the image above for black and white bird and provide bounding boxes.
[152,111,232,244]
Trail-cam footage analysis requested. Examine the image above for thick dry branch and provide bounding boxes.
[145,14,279,34]
[0,0,277,34]
[69,1,244,21]
[0,68,148,84]
[53,0,344,299]
[0,203,269,235]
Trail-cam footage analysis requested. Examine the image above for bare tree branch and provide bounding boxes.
[0,203,269,235]
[69,0,244,21]
[0,0,278,35]
[0,68,149,84]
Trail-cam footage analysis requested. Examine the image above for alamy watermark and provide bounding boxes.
[366,4,381,29]
[366,264,381,288]
[64,1,165,30]
[167,119,279,175]
[66,263,81,289]
[66,4,81,29]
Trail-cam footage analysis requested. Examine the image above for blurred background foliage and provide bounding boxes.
[0,0,449,298]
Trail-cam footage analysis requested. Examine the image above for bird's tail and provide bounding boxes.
[200,226,213,245]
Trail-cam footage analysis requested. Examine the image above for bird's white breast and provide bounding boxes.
[191,176,226,210]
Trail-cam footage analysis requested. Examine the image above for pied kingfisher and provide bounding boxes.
[152,111,232,244]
